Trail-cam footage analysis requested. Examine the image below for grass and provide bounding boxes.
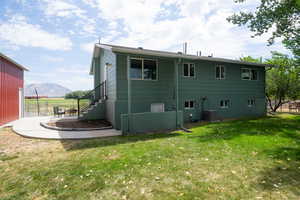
[25,98,78,105]
[25,98,88,116]
[0,114,299,199]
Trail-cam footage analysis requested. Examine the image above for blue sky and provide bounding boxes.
[0,0,289,91]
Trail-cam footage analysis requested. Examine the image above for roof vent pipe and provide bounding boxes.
[183,42,187,54]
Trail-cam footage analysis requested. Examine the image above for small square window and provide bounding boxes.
[190,101,194,108]
[248,99,255,107]
[242,68,259,80]
[184,100,195,109]
[183,63,195,77]
[216,65,225,79]
[184,101,189,108]
[184,64,189,77]
[220,100,230,108]
[241,68,251,80]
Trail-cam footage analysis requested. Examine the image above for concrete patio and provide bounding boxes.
[12,117,122,140]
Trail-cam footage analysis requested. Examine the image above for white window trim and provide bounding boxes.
[220,99,230,109]
[183,63,195,78]
[184,100,195,109]
[215,65,226,80]
[241,68,259,81]
[130,57,158,81]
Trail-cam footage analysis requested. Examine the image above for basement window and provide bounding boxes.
[183,63,195,77]
[248,99,255,107]
[184,100,195,109]
[220,100,230,109]
[216,65,225,79]
[130,58,157,80]
[241,68,258,80]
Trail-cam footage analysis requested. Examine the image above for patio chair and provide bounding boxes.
[53,106,65,117]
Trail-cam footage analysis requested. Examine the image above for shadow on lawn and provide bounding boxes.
[189,114,300,195]
[60,132,181,151]
[255,124,300,196]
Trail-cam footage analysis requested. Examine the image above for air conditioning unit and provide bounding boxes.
[202,110,218,122]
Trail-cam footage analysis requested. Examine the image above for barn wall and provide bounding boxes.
[0,57,24,126]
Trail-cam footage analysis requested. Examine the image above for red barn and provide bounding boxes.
[0,53,28,126]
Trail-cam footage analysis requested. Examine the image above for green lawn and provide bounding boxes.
[25,98,89,116]
[0,114,299,199]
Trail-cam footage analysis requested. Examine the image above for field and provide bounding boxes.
[0,114,299,199]
[25,98,88,116]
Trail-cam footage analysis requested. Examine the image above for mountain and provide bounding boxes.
[25,83,72,97]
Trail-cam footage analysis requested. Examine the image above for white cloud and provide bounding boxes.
[25,66,93,90]
[43,55,64,62]
[40,0,97,36]
[57,66,89,74]
[83,0,288,59]
[0,15,72,50]
[80,42,96,53]
[40,0,86,18]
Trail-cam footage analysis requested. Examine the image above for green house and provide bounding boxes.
[81,43,268,134]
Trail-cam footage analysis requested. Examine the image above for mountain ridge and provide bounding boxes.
[25,83,72,97]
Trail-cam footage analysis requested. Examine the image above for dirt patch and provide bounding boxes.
[0,127,62,154]
[46,119,111,128]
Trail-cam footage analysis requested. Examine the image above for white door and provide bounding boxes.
[19,88,24,118]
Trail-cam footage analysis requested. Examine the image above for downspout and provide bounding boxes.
[176,58,191,133]
[127,56,131,133]
[175,59,179,128]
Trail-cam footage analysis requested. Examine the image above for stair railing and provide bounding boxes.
[77,80,107,117]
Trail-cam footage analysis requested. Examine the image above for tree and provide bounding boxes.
[240,56,262,63]
[240,53,300,112]
[65,90,91,99]
[265,52,300,112]
[227,0,300,57]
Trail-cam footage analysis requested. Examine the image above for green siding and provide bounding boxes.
[115,54,176,129]
[93,49,266,130]
[121,111,183,134]
[178,60,266,121]
[114,54,266,129]
[100,49,117,126]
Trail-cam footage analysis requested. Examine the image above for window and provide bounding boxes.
[251,70,258,80]
[248,99,255,107]
[183,63,195,77]
[144,60,157,80]
[184,100,195,109]
[130,59,142,79]
[130,58,157,80]
[220,100,230,108]
[241,68,258,80]
[216,65,225,79]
